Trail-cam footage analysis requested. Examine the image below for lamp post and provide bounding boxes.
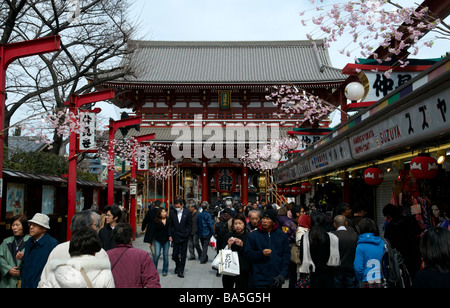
[67,89,115,240]
[129,133,155,239]
[0,36,61,225]
[107,116,143,206]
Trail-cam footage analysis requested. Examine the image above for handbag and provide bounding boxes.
[290,243,301,264]
[219,248,240,276]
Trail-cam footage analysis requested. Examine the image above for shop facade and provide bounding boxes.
[275,56,450,232]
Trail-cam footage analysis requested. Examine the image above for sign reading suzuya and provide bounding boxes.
[79,112,97,151]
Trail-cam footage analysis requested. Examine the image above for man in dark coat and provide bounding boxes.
[244,209,290,288]
[168,199,192,278]
[18,213,58,288]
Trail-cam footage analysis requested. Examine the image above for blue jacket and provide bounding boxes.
[353,233,385,283]
[244,223,291,286]
[21,233,58,288]
[197,210,215,238]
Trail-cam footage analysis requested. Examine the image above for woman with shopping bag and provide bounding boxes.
[220,214,250,288]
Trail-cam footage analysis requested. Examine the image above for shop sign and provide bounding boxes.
[350,87,449,160]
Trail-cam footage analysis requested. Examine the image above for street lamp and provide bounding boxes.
[345,82,365,102]
[0,36,61,225]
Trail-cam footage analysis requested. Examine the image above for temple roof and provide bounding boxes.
[111,40,346,85]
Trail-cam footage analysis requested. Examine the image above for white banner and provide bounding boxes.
[79,112,96,151]
[137,146,149,171]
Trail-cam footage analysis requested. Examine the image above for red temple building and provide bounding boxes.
[97,40,346,206]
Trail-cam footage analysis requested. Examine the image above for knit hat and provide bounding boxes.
[262,209,277,222]
[298,215,311,228]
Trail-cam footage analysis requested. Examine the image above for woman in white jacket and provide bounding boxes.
[40,227,114,288]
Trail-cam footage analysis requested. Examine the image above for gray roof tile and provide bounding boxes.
[115,40,346,85]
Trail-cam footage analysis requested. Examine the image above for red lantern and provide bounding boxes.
[410,155,438,179]
[214,168,236,193]
[277,187,285,195]
[284,187,292,196]
[364,167,384,186]
[301,182,312,194]
[291,186,301,196]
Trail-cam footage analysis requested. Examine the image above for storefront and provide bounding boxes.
[275,56,450,232]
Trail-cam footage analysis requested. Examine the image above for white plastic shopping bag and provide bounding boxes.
[219,248,240,276]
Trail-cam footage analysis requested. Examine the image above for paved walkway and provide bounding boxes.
[133,232,224,288]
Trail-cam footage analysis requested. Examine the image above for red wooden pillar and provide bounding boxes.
[0,36,60,226]
[241,166,249,204]
[201,161,209,203]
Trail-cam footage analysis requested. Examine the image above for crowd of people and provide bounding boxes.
[1,198,450,288]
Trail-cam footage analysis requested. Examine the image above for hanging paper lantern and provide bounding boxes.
[284,187,292,196]
[301,182,312,194]
[410,155,438,179]
[364,167,384,186]
[291,186,301,196]
[277,187,285,195]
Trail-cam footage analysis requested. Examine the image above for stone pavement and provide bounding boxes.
[133,232,224,288]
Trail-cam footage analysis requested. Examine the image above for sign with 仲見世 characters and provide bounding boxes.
[79,112,97,151]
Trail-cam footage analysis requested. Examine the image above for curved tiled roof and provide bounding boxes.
[114,40,346,85]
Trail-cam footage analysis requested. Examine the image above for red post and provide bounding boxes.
[129,133,155,239]
[0,36,60,226]
[107,117,143,206]
[201,161,209,203]
[67,89,115,240]
[242,166,249,204]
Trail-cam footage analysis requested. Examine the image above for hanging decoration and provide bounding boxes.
[410,155,438,180]
[290,186,301,196]
[215,169,237,194]
[363,167,384,186]
[301,182,312,194]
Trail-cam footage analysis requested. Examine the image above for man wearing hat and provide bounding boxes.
[244,209,291,288]
[17,213,58,288]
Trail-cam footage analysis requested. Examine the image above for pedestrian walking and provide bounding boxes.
[40,227,114,288]
[98,205,122,251]
[107,223,161,288]
[413,226,450,288]
[0,214,30,288]
[222,214,250,288]
[142,201,162,257]
[353,218,385,288]
[197,202,215,264]
[17,213,58,288]
[245,209,291,288]
[299,211,340,288]
[168,199,192,278]
[145,208,170,276]
[331,215,358,288]
[382,203,422,280]
[39,210,108,287]
[188,203,202,260]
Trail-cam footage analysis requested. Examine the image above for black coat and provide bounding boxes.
[168,208,192,243]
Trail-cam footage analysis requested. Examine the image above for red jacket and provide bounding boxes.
[107,244,161,288]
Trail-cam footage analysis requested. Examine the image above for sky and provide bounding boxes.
[92,0,450,124]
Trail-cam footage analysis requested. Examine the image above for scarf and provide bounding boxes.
[299,231,340,274]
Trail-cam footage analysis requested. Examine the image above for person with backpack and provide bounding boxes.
[197,202,215,264]
[353,218,385,288]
